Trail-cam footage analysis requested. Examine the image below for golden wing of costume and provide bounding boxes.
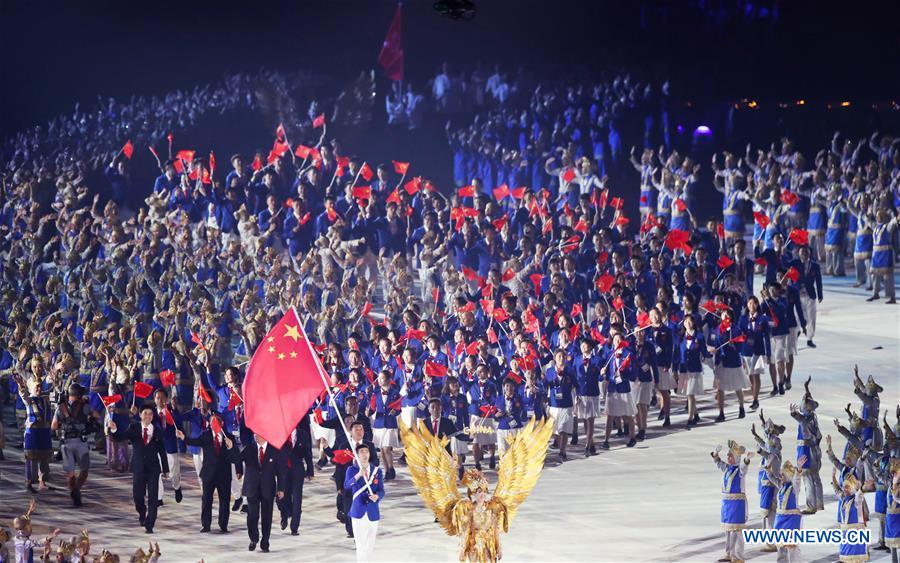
[399,416,554,563]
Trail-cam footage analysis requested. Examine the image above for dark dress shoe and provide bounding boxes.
[249,542,257,552]
[738,407,746,418]
[219,527,230,533]
[281,515,288,530]
[139,514,146,526]
[261,546,270,553]
[200,527,210,533]
[600,441,610,450]
[291,531,299,536]
[346,532,354,539]
[241,505,248,513]
[175,488,183,503]
[715,413,726,423]
[232,497,243,511]
[626,438,637,447]
[145,528,153,534]
[157,499,164,507]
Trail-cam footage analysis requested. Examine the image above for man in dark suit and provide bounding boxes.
[175,414,240,533]
[732,239,755,296]
[278,417,314,536]
[106,404,170,533]
[423,398,456,454]
[237,433,286,553]
[318,395,372,441]
[792,245,823,348]
[324,420,377,538]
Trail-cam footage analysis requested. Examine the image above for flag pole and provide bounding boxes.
[291,306,373,493]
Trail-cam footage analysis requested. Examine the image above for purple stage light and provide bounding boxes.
[694,125,711,136]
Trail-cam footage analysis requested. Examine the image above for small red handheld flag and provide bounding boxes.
[312,114,326,128]
[134,381,154,399]
[784,267,800,283]
[352,186,372,200]
[387,397,403,411]
[562,168,576,183]
[458,186,476,198]
[332,449,354,465]
[788,229,809,246]
[493,184,510,200]
[190,331,207,351]
[121,140,134,159]
[511,187,526,199]
[596,274,615,293]
[100,394,122,408]
[424,361,448,378]
[717,255,735,269]
[754,257,768,267]
[360,163,374,182]
[198,385,213,405]
[164,407,175,426]
[392,160,409,175]
[729,334,747,344]
[228,389,243,411]
[159,370,176,387]
[753,211,770,228]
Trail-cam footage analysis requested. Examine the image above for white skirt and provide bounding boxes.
[657,367,676,391]
[743,355,767,375]
[311,421,335,446]
[400,406,418,429]
[548,406,575,434]
[606,391,636,417]
[771,335,787,363]
[717,365,750,392]
[574,395,602,418]
[373,427,399,449]
[682,372,704,396]
[469,416,496,445]
[632,381,653,406]
[450,436,468,456]
[496,428,520,454]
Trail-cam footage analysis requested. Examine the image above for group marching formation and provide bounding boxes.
[713,370,900,563]
[0,66,898,562]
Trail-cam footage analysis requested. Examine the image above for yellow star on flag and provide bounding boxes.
[277,353,286,360]
[283,324,302,343]
[267,346,275,353]
[290,351,298,358]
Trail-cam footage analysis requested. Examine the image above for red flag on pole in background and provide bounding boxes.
[242,308,328,448]
[121,140,134,159]
[378,4,404,81]
[134,381,154,399]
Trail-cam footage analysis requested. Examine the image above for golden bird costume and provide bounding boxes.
[399,416,554,563]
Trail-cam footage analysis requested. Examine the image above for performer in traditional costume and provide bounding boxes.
[770,458,806,563]
[750,410,783,553]
[711,440,752,563]
[831,472,869,563]
[885,465,900,562]
[790,377,823,513]
[399,417,553,562]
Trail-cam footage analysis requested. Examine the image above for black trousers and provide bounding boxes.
[278,476,304,533]
[201,476,231,531]
[133,469,160,529]
[247,495,274,547]
[342,489,354,535]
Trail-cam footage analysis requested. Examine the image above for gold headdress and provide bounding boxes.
[728,440,746,457]
[56,539,75,558]
[845,444,861,463]
[843,473,861,492]
[766,418,786,436]
[889,458,900,474]
[462,469,490,497]
[866,375,883,395]
[781,460,797,478]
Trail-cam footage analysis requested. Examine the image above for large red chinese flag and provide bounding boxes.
[242,308,327,447]
[378,4,403,81]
